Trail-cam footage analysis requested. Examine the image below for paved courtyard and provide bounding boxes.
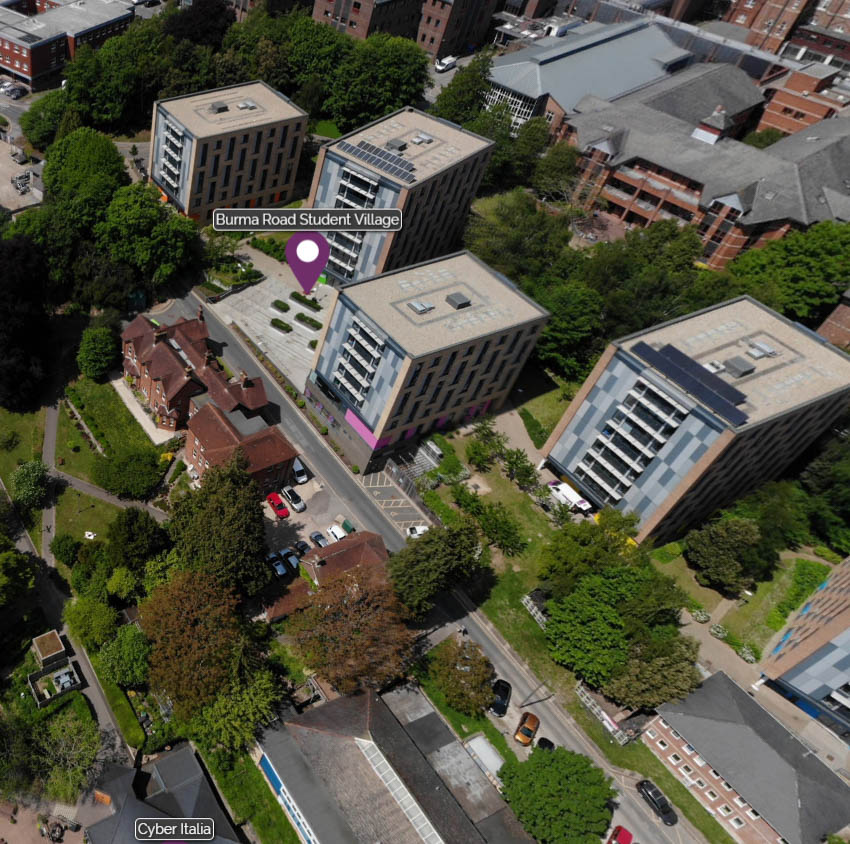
[361,470,429,535]
[0,140,40,212]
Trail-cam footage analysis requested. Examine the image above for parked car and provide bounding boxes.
[9,87,24,100]
[309,531,328,548]
[406,525,429,538]
[282,485,306,513]
[536,737,556,751]
[513,712,540,746]
[292,457,309,485]
[435,55,457,72]
[327,524,347,543]
[293,540,311,557]
[280,548,300,573]
[267,552,286,578]
[606,826,634,844]
[0,82,13,93]
[636,780,677,826]
[490,679,511,717]
[266,492,289,519]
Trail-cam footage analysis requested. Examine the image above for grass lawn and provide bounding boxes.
[415,643,517,765]
[722,556,798,650]
[268,638,308,685]
[169,468,192,504]
[259,230,295,246]
[651,550,723,614]
[111,129,151,143]
[89,651,146,748]
[55,487,121,542]
[567,703,737,844]
[0,406,46,488]
[203,750,300,844]
[55,401,101,484]
[314,119,341,138]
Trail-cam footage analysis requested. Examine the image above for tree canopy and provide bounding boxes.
[12,460,50,511]
[64,595,119,650]
[0,545,39,609]
[431,52,493,125]
[76,326,117,381]
[430,638,494,716]
[100,624,151,687]
[106,506,169,576]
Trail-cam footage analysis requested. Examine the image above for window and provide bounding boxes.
[659,719,669,728]
[669,753,682,764]
[710,769,721,779]
[657,739,668,750]
[694,779,706,789]
[718,805,732,817]
[681,764,693,775]
[646,729,657,739]
[730,818,745,829]
[684,744,695,755]
[226,137,235,160]
[747,809,760,820]
[722,781,733,791]
[671,730,681,739]
[734,797,747,808]
[706,790,718,801]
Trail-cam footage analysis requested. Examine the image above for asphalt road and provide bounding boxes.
[440,591,705,844]
[152,293,407,552]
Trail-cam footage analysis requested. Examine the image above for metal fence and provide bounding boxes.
[521,594,548,630]
[575,682,632,745]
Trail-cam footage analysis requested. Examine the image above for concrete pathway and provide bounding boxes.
[492,396,545,464]
[109,372,175,445]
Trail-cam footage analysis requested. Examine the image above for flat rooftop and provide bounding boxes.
[327,107,493,185]
[158,81,305,138]
[0,0,131,44]
[342,252,549,358]
[619,297,850,427]
[33,630,64,660]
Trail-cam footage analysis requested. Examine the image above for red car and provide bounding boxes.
[606,826,633,844]
[266,492,289,519]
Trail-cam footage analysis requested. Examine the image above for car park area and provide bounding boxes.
[0,150,40,212]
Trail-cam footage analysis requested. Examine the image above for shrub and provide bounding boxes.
[768,559,830,629]
[351,465,360,474]
[320,426,328,435]
[296,399,306,408]
[291,291,322,311]
[691,609,711,623]
[709,624,728,640]
[518,407,548,449]
[250,236,287,261]
[171,459,186,477]
[813,545,842,564]
[270,318,292,333]
[0,429,20,450]
[423,489,461,526]
[295,313,322,330]
[309,339,318,350]
[272,299,290,313]
[653,541,684,564]
[738,645,757,664]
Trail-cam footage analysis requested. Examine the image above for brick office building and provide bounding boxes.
[756,62,846,134]
[416,0,500,58]
[312,0,421,39]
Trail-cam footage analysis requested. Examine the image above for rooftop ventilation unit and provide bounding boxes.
[407,300,434,315]
[751,340,778,357]
[747,346,766,360]
[703,360,725,374]
[410,133,434,145]
[446,292,471,310]
[208,101,229,114]
[386,138,407,153]
[724,356,756,378]
[237,100,257,110]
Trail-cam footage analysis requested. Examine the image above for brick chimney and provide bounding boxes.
[239,370,249,385]
[153,326,167,343]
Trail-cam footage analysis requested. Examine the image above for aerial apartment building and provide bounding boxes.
[306,251,549,470]
[149,81,307,224]
[311,0,421,40]
[0,0,132,87]
[761,557,850,744]
[306,108,493,284]
[416,0,500,58]
[542,297,850,543]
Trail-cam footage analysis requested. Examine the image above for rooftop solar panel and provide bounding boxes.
[658,344,747,405]
[631,342,749,427]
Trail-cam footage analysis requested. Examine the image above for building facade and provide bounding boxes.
[306,251,548,470]
[762,558,850,743]
[149,81,306,224]
[723,0,811,53]
[306,107,492,285]
[542,298,850,543]
[416,0,500,58]
[757,63,844,134]
[312,0,421,40]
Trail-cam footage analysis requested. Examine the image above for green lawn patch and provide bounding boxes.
[0,406,45,489]
[652,541,683,564]
[567,703,737,844]
[414,644,517,765]
[650,551,723,614]
[511,365,578,442]
[202,750,300,844]
[267,639,308,685]
[87,652,146,748]
[812,545,842,564]
[314,119,341,138]
[54,487,122,543]
[169,468,192,503]
[199,281,226,296]
[55,401,101,483]
[765,558,830,631]
[0,114,8,128]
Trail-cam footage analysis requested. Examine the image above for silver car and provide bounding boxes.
[282,484,306,512]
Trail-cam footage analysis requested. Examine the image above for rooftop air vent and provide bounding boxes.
[446,292,471,310]
[209,101,229,114]
[407,300,434,315]
[237,100,257,110]
[703,360,725,374]
[725,356,756,378]
[751,340,778,357]
[747,346,766,360]
[386,138,407,153]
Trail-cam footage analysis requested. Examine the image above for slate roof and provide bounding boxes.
[568,95,850,226]
[489,20,692,112]
[258,693,483,844]
[86,746,238,844]
[659,672,850,844]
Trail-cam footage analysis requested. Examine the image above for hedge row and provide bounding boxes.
[271,318,293,333]
[291,291,322,311]
[272,299,290,313]
[295,313,322,330]
[518,407,548,449]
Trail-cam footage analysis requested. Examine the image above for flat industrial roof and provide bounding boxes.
[618,297,850,426]
[341,252,549,358]
[326,107,493,185]
[0,0,131,45]
[158,81,305,138]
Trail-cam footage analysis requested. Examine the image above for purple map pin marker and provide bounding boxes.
[286,232,330,296]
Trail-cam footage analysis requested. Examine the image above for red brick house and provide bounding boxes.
[264,531,389,621]
[185,403,296,490]
[121,312,267,431]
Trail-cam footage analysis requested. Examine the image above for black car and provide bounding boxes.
[490,679,511,717]
[637,780,677,826]
[293,540,311,557]
[536,737,556,751]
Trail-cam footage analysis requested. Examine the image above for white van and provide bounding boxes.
[435,56,457,73]
[550,482,592,513]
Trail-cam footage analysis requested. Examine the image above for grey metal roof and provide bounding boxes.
[489,20,692,112]
[659,673,850,844]
[568,95,850,226]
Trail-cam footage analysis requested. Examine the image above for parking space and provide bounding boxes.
[361,470,429,535]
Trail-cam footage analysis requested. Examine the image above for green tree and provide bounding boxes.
[50,533,81,569]
[0,546,38,608]
[684,517,761,593]
[106,506,169,575]
[19,88,68,150]
[328,33,430,131]
[742,127,784,149]
[100,624,151,687]
[191,670,282,754]
[64,596,119,649]
[466,439,496,472]
[141,569,246,719]
[533,141,580,202]
[388,520,481,618]
[203,225,237,268]
[464,104,515,192]
[106,566,138,601]
[500,747,616,843]
[96,183,200,287]
[800,433,850,552]
[76,326,117,380]
[169,452,268,595]
[503,448,538,489]
[603,636,701,709]
[11,459,49,511]
[43,127,127,201]
[39,705,100,802]
[510,117,550,186]
[431,52,493,125]
[92,449,162,500]
[143,548,185,596]
[430,637,495,716]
